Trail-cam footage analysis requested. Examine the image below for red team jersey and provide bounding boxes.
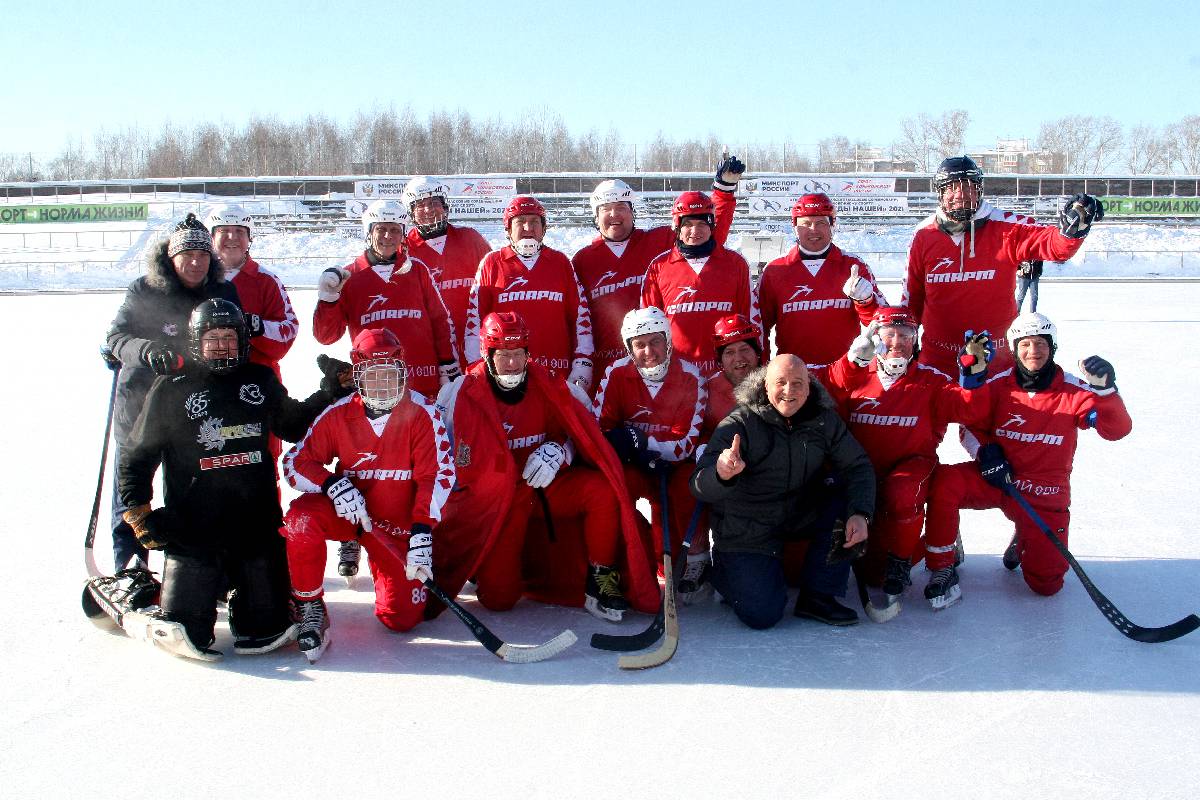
[902,204,1083,372]
[282,392,455,530]
[406,224,492,369]
[312,254,457,398]
[228,257,298,377]
[594,358,707,463]
[494,384,573,466]
[757,244,882,366]
[572,190,736,377]
[824,357,965,472]
[464,245,593,379]
[640,245,755,376]
[700,371,738,447]
[948,367,1132,506]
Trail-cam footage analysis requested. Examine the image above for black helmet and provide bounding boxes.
[933,156,984,222]
[188,299,249,374]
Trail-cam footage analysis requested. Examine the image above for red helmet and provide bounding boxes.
[871,306,918,331]
[712,314,762,355]
[350,327,405,364]
[791,193,836,223]
[671,191,715,228]
[480,311,530,352]
[503,195,546,229]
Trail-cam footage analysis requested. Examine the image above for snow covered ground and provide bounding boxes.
[1,283,1198,799]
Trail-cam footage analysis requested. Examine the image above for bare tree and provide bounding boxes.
[816,136,852,171]
[1165,115,1200,174]
[892,110,970,171]
[1037,115,1124,173]
[1125,124,1171,174]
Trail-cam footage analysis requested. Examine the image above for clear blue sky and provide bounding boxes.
[3,0,1197,159]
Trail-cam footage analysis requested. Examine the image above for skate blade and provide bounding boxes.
[928,585,963,611]
[678,583,714,606]
[299,630,332,664]
[584,597,625,623]
[497,630,578,663]
[342,574,358,589]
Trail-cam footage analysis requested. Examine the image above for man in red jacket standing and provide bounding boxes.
[923,312,1131,606]
[641,190,756,376]
[205,204,298,379]
[573,156,743,380]
[312,199,459,399]
[464,196,594,391]
[757,193,884,366]
[901,156,1104,376]
[401,177,492,371]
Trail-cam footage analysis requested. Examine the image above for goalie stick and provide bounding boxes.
[422,580,577,663]
[1004,484,1199,643]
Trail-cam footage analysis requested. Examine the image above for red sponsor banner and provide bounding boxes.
[199,450,263,470]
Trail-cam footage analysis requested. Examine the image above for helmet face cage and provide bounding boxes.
[934,157,984,222]
[352,357,407,412]
[402,178,451,236]
[188,300,249,374]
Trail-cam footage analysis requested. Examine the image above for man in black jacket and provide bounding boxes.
[691,355,875,629]
[106,214,242,571]
[118,299,344,660]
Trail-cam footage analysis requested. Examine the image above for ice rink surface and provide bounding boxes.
[1,284,1197,799]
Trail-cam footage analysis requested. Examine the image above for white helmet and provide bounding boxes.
[1007,311,1057,352]
[361,199,409,239]
[621,307,673,382]
[205,204,254,237]
[590,179,635,216]
[401,177,450,209]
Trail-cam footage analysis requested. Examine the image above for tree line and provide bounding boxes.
[1,106,1197,182]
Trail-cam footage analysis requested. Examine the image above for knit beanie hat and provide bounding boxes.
[168,213,213,258]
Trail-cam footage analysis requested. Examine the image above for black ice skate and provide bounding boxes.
[585,564,630,623]
[1002,532,1021,571]
[296,597,331,663]
[925,565,962,610]
[338,539,361,587]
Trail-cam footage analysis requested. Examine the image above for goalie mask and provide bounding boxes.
[620,307,673,383]
[188,298,249,374]
[402,177,451,238]
[350,328,407,412]
[871,307,919,377]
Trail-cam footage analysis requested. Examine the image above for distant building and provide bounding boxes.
[967,139,1059,174]
[829,147,918,172]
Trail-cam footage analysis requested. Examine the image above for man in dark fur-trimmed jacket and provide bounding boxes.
[105,214,241,570]
[691,354,875,629]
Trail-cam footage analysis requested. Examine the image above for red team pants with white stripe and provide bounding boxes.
[926,461,1070,596]
[282,493,427,631]
[860,456,937,584]
[622,463,696,560]
[475,466,621,612]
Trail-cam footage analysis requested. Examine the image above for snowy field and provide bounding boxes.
[1,284,1198,799]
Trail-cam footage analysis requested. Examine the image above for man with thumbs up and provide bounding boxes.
[756,193,885,365]
[691,355,875,629]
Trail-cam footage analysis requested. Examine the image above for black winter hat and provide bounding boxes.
[168,213,213,258]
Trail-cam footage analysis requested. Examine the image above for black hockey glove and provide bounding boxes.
[604,425,648,466]
[124,504,173,550]
[246,313,264,338]
[1079,355,1116,394]
[713,154,746,192]
[977,443,1014,489]
[100,344,121,372]
[144,345,184,376]
[1058,193,1105,239]
[316,354,355,398]
[958,330,995,389]
[826,518,868,565]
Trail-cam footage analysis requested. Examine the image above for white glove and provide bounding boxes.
[842,264,873,303]
[522,441,567,489]
[567,358,593,393]
[848,334,876,367]
[405,524,433,582]
[325,476,372,531]
[438,361,462,386]
[317,267,350,302]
